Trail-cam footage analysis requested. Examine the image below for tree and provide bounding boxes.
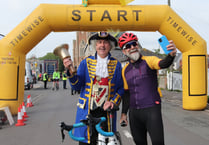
[153,48,166,57]
[39,53,58,60]
[39,53,64,72]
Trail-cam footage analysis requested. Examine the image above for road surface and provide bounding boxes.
[0,81,209,145]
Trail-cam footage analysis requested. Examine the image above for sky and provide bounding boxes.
[0,0,208,58]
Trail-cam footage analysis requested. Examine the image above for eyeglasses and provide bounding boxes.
[123,41,138,50]
[98,32,108,38]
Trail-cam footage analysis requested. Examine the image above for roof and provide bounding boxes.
[110,48,127,62]
[141,48,164,59]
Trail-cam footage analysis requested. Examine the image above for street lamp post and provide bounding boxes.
[168,0,171,6]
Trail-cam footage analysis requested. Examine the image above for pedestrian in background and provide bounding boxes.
[43,72,48,89]
[62,70,67,89]
[38,73,42,81]
[118,32,177,145]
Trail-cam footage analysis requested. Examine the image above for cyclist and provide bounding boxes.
[118,32,177,145]
[63,32,124,145]
[52,68,60,90]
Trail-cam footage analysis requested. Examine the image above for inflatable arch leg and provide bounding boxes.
[0,4,207,114]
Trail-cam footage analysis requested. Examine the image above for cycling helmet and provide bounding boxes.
[118,32,138,48]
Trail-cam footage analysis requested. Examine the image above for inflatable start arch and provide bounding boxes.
[0,1,207,114]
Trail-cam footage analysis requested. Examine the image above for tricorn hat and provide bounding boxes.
[88,32,118,46]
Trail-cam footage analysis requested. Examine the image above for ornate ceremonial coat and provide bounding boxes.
[67,53,124,143]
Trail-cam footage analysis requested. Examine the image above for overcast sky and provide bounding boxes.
[0,0,208,58]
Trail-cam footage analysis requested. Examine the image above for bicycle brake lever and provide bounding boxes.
[60,122,74,142]
[60,122,65,142]
[61,128,65,142]
[106,105,119,113]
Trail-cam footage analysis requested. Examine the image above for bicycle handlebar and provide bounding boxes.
[59,116,114,142]
[95,117,114,137]
[60,122,85,142]
[69,122,86,141]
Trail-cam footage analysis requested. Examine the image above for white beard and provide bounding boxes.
[126,49,141,61]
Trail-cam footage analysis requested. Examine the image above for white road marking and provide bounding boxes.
[32,94,42,104]
[122,130,133,139]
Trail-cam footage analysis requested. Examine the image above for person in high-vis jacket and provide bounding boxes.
[52,69,60,90]
[63,32,124,145]
[43,72,48,89]
[118,32,177,145]
[62,70,67,89]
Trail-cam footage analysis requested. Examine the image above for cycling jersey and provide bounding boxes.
[122,55,162,109]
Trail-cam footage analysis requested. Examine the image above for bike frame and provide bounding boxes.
[98,108,121,145]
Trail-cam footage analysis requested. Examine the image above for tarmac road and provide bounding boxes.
[161,90,209,145]
[0,81,209,145]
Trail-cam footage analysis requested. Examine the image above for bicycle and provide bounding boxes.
[59,106,122,145]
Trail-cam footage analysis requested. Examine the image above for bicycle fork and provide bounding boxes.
[98,112,120,145]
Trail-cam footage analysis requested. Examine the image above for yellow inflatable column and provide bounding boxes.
[0,5,51,114]
[159,7,207,110]
[182,50,207,110]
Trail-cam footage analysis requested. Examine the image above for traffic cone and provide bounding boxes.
[26,95,34,107]
[22,102,29,118]
[20,104,27,122]
[26,95,31,107]
[29,95,34,107]
[15,107,26,126]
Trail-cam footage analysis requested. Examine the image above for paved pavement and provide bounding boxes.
[1,81,209,145]
[161,89,209,143]
[161,89,209,112]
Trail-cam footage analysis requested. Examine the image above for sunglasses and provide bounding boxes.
[123,41,138,50]
[98,32,108,38]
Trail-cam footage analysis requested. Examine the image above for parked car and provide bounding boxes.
[25,62,33,90]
